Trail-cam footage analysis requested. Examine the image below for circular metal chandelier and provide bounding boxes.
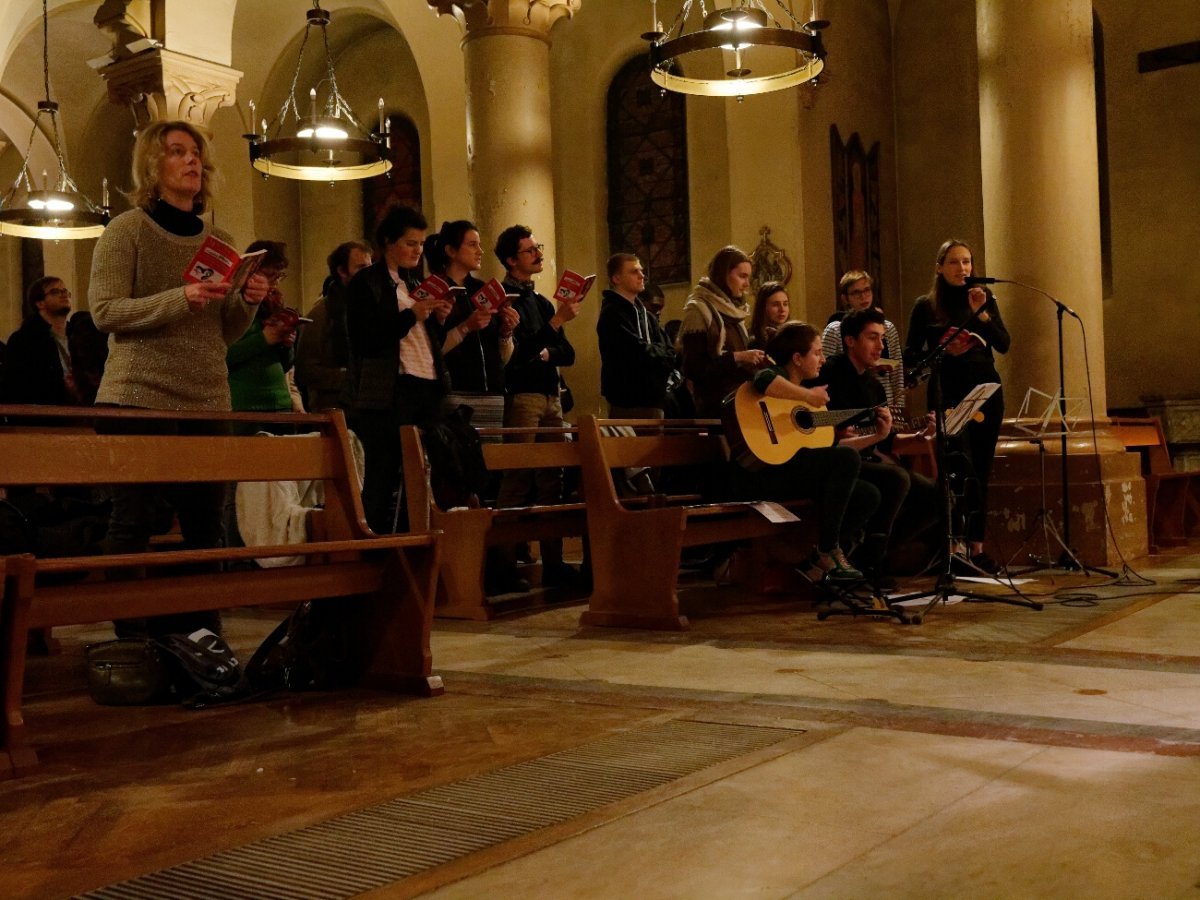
[0,0,109,240]
[243,1,391,182]
[643,0,828,99]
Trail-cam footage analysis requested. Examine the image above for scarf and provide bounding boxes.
[679,277,750,357]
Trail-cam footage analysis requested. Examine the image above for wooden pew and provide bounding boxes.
[0,405,442,780]
[576,414,814,631]
[400,425,587,620]
[1109,416,1200,551]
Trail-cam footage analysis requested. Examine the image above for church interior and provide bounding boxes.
[1,0,1199,896]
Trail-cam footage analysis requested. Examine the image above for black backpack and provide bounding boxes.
[422,407,488,510]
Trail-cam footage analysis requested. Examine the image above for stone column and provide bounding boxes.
[977,1,1140,566]
[977,0,1105,408]
[428,0,580,282]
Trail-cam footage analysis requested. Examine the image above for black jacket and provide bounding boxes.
[344,262,448,411]
[443,274,507,395]
[596,289,676,408]
[502,277,574,396]
[1,315,73,406]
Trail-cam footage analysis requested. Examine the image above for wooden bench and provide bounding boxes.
[1109,416,1200,551]
[400,424,587,620]
[0,405,442,780]
[576,414,814,631]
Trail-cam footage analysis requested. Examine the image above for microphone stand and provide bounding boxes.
[972,278,1115,579]
[890,291,1043,623]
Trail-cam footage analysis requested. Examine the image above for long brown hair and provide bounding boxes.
[929,238,972,321]
[705,245,751,300]
[749,281,787,346]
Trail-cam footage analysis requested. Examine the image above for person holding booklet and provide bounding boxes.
[596,252,676,419]
[492,224,584,591]
[428,219,519,428]
[226,241,298,425]
[903,238,1010,573]
[345,205,452,534]
[87,119,271,638]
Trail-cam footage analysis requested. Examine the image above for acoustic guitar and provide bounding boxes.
[722,383,878,470]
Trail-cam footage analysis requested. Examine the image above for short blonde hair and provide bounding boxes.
[128,120,216,213]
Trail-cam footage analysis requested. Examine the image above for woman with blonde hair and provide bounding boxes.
[89,119,270,636]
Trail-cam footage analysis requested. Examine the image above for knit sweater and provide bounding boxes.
[89,208,256,410]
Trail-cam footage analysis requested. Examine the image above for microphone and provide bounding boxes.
[965,276,1000,286]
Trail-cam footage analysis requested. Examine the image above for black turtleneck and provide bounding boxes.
[148,199,203,237]
[903,278,1010,404]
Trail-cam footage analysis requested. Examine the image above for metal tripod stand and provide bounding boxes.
[888,313,1043,624]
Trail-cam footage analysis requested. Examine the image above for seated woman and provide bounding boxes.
[728,322,881,582]
[748,280,792,349]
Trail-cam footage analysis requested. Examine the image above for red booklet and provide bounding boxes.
[263,306,312,332]
[471,278,510,313]
[940,326,988,356]
[409,274,451,303]
[183,235,265,293]
[554,269,597,303]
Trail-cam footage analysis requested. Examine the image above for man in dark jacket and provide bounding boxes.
[597,253,676,419]
[2,275,77,406]
[295,240,372,410]
[345,207,451,534]
[492,224,582,589]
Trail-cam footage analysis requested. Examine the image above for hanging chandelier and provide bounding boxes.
[243,1,391,182]
[0,0,109,240]
[643,0,828,100]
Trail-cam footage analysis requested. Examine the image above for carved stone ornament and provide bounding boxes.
[93,0,153,58]
[750,226,793,294]
[428,0,581,42]
[100,49,243,128]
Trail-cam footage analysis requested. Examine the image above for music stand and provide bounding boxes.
[887,312,1043,624]
[1006,388,1116,577]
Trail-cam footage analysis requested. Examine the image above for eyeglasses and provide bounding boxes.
[44,288,72,297]
[517,243,545,256]
[847,286,873,297]
[261,270,288,284]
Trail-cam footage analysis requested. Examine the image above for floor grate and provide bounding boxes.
[79,720,798,900]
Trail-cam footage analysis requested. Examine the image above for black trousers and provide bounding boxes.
[98,413,228,638]
[350,375,444,535]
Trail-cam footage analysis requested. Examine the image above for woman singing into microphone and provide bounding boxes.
[904,239,1010,574]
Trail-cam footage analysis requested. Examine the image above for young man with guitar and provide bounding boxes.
[723,322,880,583]
[820,308,938,588]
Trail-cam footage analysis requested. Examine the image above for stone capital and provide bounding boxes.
[428,0,581,44]
[99,48,242,128]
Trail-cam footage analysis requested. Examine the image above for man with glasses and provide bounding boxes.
[1,275,78,405]
[491,224,583,591]
[821,270,903,407]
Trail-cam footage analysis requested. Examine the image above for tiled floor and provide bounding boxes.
[3,546,1199,898]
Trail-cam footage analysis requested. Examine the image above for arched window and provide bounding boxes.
[606,55,690,285]
[363,114,422,240]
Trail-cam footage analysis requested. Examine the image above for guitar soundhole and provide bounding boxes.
[792,409,814,433]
